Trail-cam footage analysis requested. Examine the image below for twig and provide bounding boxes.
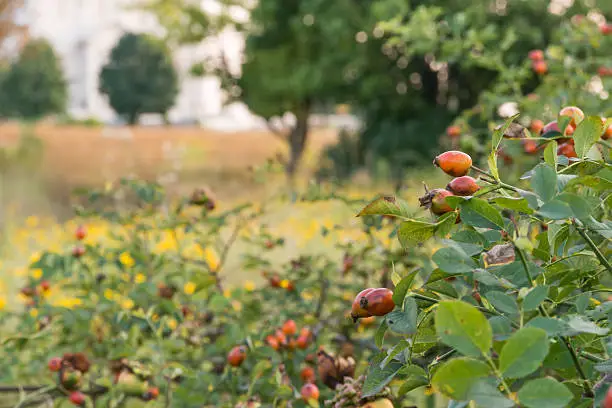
[213,217,246,292]
[471,165,495,179]
[574,224,612,276]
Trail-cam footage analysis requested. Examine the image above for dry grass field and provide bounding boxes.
[0,123,339,203]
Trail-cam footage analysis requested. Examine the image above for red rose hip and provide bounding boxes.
[227,346,247,367]
[447,176,480,196]
[433,151,472,177]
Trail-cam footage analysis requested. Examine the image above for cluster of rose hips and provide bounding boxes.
[71,224,87,258]
[528,49,547,75]
[110,358,159,402]
[47,353,91,406]
[48,354,159,405]
[20,279,51,306]
[418,150,478,216]
[350,288,395,322]
[265,319,313,351]
[528,106,611,158]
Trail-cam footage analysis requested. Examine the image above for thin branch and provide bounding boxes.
[574,224,612,276]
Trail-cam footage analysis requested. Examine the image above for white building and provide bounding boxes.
[20,0,257,127]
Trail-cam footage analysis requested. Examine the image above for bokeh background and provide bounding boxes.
[1,0,612,292]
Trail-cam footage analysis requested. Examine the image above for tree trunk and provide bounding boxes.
[127,112,139,126]
[286,102,310,182]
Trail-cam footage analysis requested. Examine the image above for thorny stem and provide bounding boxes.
[574,223,612,276]
[515,246,594,396]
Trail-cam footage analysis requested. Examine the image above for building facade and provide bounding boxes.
[21,0,249,126]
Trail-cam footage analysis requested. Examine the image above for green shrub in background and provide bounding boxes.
[0,39,67,120]
[99,33,179,125]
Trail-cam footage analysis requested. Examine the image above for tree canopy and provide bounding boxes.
[99,33,179,125]
[0,39,67,119]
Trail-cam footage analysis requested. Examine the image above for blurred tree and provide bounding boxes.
[0,39,67,119]
[369,0,612,168]
[99,33,179,125]
[143,0,399,180]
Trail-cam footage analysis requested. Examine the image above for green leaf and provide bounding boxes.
[499,327,549,378]
[397,365,429,396]
[523,286,549,311]
[382,339,410,367]
[398,375,429,396]
[493,115,520,151]
[517,378,573,408]
[358,196,412,219]
[432,246,478,274]
[517,189,541,210]
[557,193,592,219]
[490,197,534,214]
[386,298,417,335]
[392,270,418,306]
[485,291,519,315]
[374,320,388,349]
[467,379,515,408]
[431,358,491,400]
[435,300,493,357]
[398,220,435,246]
[594,359,612,373]
[543,140,558,169]
[566,315,609,335]
[488,151,500,181]
[458,198,504,230]
[537,200,573,220]
[435,211,458,238]
[362,360,403,398]
[526,317,571,337]
[573,116,604,158]
[531,163,557,203]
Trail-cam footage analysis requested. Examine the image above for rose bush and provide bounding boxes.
[356,109,611,408]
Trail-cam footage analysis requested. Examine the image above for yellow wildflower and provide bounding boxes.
[244,281,256,292]
[0,296,6,310]
[135,273,146,284]
[29,252,41,264]
[119,252,135,267]
[121,298,135,310]
[280,279,290,289]
[152,314,159,322]
[30,268,43,280]
[167,318,178,330]
[232,300,242,312]
[53,297,82,309]
[29,308,39,318]
[204,247,219,271]
[184,282,196,295]
[223,289,231,298]
[104,289,115,301]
